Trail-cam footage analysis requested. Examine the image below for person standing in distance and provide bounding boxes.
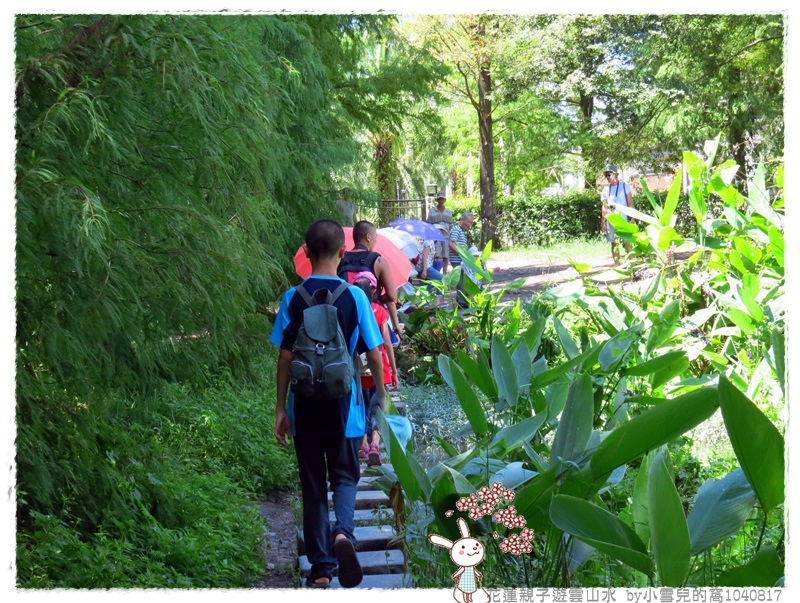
[426,191,454,274]
[600,165,633,266]
[448,212,475,309]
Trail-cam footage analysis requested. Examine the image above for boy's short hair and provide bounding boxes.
[353,220,376,244]
[305,219,345,260]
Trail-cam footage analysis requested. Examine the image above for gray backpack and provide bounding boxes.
[289,283,355,401]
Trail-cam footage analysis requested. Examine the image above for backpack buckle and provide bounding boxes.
[315,343,325,355]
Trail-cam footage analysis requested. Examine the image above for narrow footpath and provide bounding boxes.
[259,391,413,589]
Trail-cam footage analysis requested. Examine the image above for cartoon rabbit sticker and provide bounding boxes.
[429,517,490,603]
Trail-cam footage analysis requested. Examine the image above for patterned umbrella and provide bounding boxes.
[389,218,446,241]
[378,228,422,259]
[293,226,412,288]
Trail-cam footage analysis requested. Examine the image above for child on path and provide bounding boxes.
[352,271,399,467]
[271,219,387,589]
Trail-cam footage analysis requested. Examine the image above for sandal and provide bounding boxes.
[306,566,333,589]
[367,443,382,467]
[358,445,369,460]
[334,537,363,588]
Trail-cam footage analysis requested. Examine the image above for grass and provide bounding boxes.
[491,236,610,265]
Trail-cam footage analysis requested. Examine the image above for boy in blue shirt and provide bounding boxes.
[271,219,386,588]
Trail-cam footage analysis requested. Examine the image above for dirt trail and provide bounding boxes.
[486,252,617,302]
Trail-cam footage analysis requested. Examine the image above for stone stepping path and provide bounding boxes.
[298,461,409,588]
[296,391,411,589]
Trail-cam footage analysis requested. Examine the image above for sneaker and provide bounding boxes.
[367,444,382,467]
[358,445,369,460]
[333,537,363,588]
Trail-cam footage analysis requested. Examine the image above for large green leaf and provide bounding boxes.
[657,227,684,251]
[688,188,708,225]
[521,316,548,360]
[646,299,681,352]
[746,162,783,228]
[719,376,784,512]
[551,373,594,463]
[648,450,690,587]
[624,351,687,377]
[717,546,784,587]
[660,168,683,227]
[490,414,546,453]
[771,327,785,395]
[545,381,571,421]
[490,461,538,490]
[687,468,757,556]
[492,336,519,406]
[607,213,639,234]
[650,354,690,390]
[515,465,559,532]
[553,314,580,359]
[640,270,662,305]
[598,328,637,372]
[550,495,653,576]
[639,175,663,216]
[612,203,660,226]
[430,469,463,542]
[439,355,490,438]
[632,451,655,547]
[376,408,426,502]
[512,340,532,396]
[736,272,764,323]
[456,350,498,403]
[590,386,718,480]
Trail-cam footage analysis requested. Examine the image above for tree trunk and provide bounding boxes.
[728,67,749,186]
[579,92,596,190]
[476,23,497,248]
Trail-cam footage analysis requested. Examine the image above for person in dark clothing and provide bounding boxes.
[338,220,404,339]
[271,219,386,588]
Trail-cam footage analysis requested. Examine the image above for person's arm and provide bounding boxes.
[381,321,398,388]
[375,257,403,337]
[365,346,386,411]
[420,245,431,279]
[274,348,293,446]
[600,189,608,232]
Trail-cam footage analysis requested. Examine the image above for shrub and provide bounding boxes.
[16,347,295,588]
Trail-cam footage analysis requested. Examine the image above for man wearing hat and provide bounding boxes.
[426,191,454,273]
[600,165,633,265]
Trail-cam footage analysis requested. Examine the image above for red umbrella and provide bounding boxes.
[293,227,413,289]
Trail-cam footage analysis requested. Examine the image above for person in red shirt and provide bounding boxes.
[352,271,398,466]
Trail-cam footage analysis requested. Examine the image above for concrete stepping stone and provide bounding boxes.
[297,524,400,556]
[299,548,405,576]
[329,507,394,526]
[327,573,412,589]
[328,489,390,510]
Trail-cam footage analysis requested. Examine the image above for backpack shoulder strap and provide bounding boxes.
[294,284,316,307]
[365,251,380,270]
[328,282,350,305]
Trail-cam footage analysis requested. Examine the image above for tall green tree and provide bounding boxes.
[14,14,436,533]
[406,15,510,246]
[627,14,784,180]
